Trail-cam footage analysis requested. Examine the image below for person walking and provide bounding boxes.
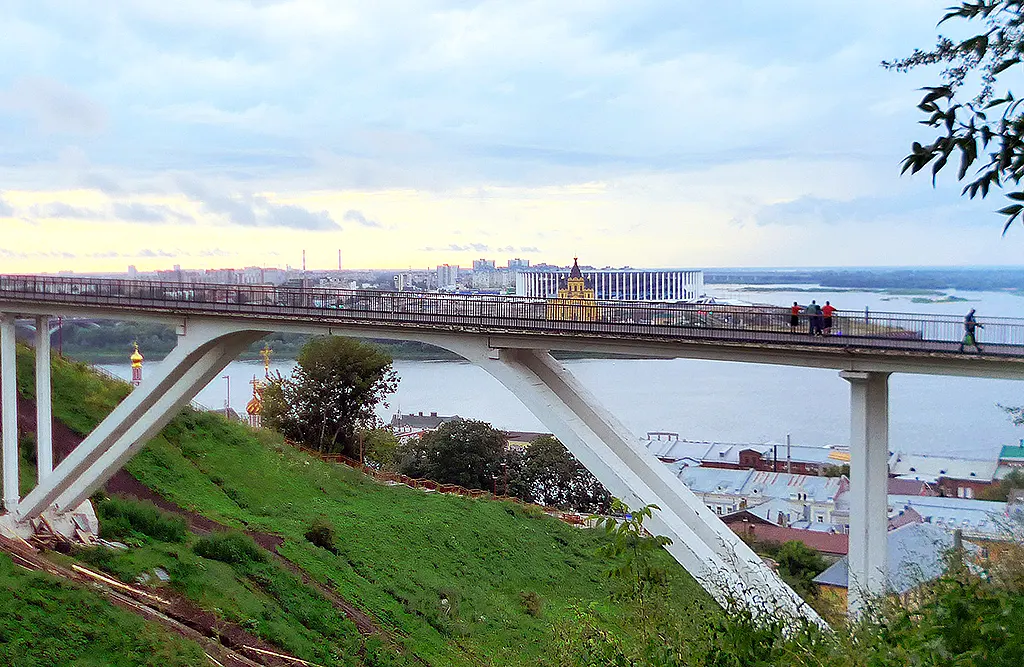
[790,301,800,331]
[822,301,836,335]
[959,308,984,353]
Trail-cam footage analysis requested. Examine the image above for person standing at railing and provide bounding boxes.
[959,308,984,353]
[805,300,823,335]
[822,301,836,335]
[790,302,801,331]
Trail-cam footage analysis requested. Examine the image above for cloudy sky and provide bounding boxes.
[1,0,1019,273]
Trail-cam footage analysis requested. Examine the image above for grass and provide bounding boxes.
[0,552,208,667]
[14,345,714,666]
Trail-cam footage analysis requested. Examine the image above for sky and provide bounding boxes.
[1,0,1021,273]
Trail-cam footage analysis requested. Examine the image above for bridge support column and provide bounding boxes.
[16,322,266,521]
[840,370,890,614]
[35,316,52,481]
[1,314,17,512]
[447,340,823,625]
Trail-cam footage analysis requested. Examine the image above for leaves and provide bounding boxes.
[261,336,398,455]
[889,1,1024,233]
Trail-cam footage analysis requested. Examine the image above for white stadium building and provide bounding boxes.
[515,267,704,301]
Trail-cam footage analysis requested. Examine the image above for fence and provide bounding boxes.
[3,274,1024,355]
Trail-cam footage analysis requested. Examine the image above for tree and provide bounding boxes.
[261,336,398,455]
[508,436,611,513]
[773,541,827,600]
[885,2,1024,233]
[398,420,507,489]
[359,427,400,469]
[980,468,1024,500]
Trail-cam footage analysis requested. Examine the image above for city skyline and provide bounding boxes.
[2,2,1021,273]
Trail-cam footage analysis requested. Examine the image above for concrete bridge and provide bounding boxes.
[2,274,1024,624]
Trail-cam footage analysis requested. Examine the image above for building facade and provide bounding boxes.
[545,259,598,322]
[517,265,704,301]
[436,264,459,288]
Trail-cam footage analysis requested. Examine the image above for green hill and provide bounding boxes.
[10,347,713,666]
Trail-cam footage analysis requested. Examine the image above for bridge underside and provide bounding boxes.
[7,305,1015,623]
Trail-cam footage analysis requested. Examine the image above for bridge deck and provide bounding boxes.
[2,275,1024,372]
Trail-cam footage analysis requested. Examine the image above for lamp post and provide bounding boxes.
[222,374,230,415]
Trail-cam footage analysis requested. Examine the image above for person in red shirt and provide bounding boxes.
[790,302,800,331]
[822,301,836,334]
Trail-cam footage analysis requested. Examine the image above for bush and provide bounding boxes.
[95,496,187,543]
[304,517,338,554]
[519,590,542,617]
[193,531,267,566]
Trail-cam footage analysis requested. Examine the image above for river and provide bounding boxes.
[98,285,1024,459]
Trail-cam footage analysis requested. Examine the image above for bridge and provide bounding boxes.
[2,274,1023,625]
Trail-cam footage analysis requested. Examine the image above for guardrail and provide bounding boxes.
[2,274,1024,356]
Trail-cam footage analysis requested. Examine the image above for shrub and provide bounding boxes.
[519,590,542,617]
[304,517,338,554]
[193,531,267,566]
[95,496,187,543]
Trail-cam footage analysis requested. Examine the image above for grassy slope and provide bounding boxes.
[0,553,208,667]
[16,347,713,666]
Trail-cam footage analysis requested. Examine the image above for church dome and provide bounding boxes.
[569,257,583,279]
[130,343,144,368]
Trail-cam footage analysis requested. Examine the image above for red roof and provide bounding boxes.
[888,478,936,496]
[728,522,849,555]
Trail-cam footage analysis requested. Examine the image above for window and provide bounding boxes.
[816,514,825,523]
[965,487,975,499]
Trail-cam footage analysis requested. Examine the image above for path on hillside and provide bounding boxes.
[12,395,384,639]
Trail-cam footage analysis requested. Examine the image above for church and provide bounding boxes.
[545,258,599,322]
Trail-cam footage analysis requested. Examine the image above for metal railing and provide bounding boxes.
[2,274,1024,356]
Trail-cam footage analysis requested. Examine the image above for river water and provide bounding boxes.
[99,285,1024,459]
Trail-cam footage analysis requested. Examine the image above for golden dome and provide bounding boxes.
[130,343,144,368]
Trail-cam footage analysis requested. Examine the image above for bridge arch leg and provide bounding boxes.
[1,314,18,512]
[439,339,823,624]
[840,370,890,614]
[16,321,267,521]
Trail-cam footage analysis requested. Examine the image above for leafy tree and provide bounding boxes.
[823,463,850,478]
[980,468,1024,500]
[885,1,1024,233]
[359,427,401,469]
[507,436,611,513]
[397,420,507,489]
[261,336,398,455]
[773,541,828,600]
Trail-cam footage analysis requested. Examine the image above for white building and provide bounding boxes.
[676,466,846,530]
[436,264,459,288]
[515,266,704,301]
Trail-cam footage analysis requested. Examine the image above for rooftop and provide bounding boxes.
[889,453,999,483]
[888,494,1015,539]
[676,467,843,504]
[1000,444,1024,461]
[813,522,954,593]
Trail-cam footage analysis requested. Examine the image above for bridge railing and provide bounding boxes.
[2,274,1024,355]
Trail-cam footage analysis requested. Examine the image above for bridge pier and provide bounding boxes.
[35,316,53,481]
[1,314,17,512]
[840,370,890,614]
